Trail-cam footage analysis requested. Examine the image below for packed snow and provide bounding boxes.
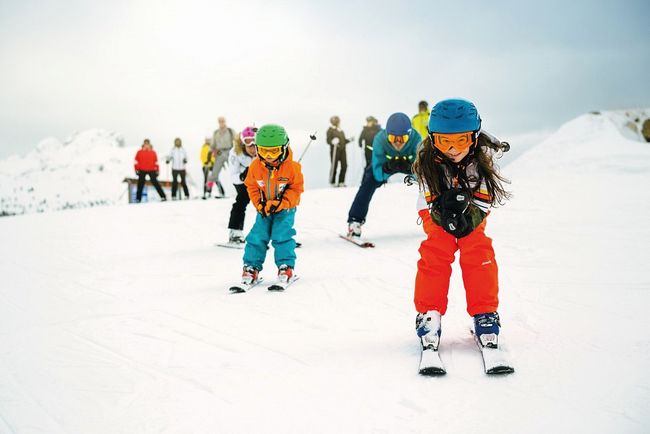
[0,110,649,433]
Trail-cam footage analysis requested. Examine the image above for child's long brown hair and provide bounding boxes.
[412,134,511,206]
[233,136,244,156]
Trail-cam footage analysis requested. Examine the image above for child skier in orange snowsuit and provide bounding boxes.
[412,99,511,351]
[239,124,304,287]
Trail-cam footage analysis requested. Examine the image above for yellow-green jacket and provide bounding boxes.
[200,143,213,167]
[412,111,430,140]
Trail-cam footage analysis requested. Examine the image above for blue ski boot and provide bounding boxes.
[416,310,442,351]
[473,312,501,349]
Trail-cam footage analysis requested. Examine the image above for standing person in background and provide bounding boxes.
[200,137,214,199]
[358,116,381,168]
[134,139,167,202]
[412,100,430,140]
[226,126,257,245]
[208,116,236,198]
[166,137,189,200]
[326,115,354,187]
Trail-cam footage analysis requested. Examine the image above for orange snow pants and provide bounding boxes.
[414,211,499,316]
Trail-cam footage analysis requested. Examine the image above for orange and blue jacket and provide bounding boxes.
[244,147,304,210]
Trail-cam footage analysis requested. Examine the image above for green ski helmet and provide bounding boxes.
[255,124,290,163]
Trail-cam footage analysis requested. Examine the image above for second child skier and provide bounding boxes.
[236,124,304,290]
[411,98,511,373]
[226,126,257,245]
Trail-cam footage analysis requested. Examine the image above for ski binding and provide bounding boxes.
[471,329,515,374]
[229,277,264,293]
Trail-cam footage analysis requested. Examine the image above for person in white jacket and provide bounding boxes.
[166,137,189,199]
[226,127,257,243]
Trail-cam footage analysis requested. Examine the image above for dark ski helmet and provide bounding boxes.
[428,99,481,134]
[386,112,411,136]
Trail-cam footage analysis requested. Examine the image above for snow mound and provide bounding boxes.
[507,109,650,177]
[600,108,650,143]
[0,130,134,216]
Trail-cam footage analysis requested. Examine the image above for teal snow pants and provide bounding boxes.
[243,208,297,271]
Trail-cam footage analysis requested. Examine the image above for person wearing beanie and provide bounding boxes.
[345,112,421,239]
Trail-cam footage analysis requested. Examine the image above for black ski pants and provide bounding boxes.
[172,169,189,198]
[228,183,250,230]
[347,165,384,224]
[136,171,166,201]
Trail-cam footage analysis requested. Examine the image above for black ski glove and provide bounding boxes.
[393,158,412,174]
[436,188,473,238]
[438,188,470,214]
[239,167,249,182]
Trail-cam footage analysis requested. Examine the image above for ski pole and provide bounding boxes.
[297,132,317,163]
[480,131,510,153]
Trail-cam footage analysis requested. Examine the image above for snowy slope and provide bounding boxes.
[0,111,649,433]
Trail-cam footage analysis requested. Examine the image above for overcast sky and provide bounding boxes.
[0,0,648,158]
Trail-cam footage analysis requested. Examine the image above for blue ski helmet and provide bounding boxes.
[428,99,481,134]
[386,112,411,136]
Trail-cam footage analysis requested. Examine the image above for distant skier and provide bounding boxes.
[238,124,304,289]
[200,137,214,199]
[412,99,511,359]
[165,137,189,200]
[411,100,430,140]
[358,116,381,168]
[207,116,236,198]
[226,126,257,245]
[346,112,421,239]
[326,116,353,187]
[134,139,167,202]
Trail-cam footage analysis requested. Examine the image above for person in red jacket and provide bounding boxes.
[134,139,167,202]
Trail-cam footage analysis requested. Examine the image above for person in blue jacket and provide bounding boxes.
[346,112,421,238]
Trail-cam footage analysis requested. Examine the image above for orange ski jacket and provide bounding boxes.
[244,148,304,211]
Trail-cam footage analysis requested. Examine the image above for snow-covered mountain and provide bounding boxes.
[0,110,649,433]
[0,130,133,216]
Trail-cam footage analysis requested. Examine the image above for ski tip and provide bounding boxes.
[486,366,515,375]
[267,285,285,292]
[229,287,246,293]
[419,367,447,376]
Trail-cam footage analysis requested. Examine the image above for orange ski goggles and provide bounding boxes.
[257,146,284,160]
[388,134,409,144]
[431,132,475,153]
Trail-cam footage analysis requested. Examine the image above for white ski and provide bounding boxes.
[339,234,375,248]
[267,275,299,291]
[215,242,245,250]
[471,329,515,374]
[418,347,446,376]
[229,277,264,293]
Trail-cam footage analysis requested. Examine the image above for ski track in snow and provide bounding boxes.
[1,111,650,433]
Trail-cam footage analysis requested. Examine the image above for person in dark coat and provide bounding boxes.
[358,116,381,168]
